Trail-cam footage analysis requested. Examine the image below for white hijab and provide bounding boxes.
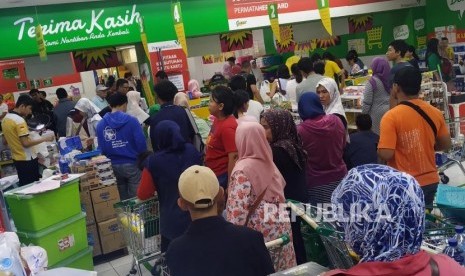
[126,91,149,124]
[317,78,346,119]
[74,98,102,137]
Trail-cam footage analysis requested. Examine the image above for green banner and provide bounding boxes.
[0,0,229,59]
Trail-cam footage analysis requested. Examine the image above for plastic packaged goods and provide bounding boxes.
[453,225,465,257]
[443,238,464,266]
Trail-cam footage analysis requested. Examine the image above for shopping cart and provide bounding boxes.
[436,118,465,183]
[287,201,356,269]
[114,197,162,276]
[367,27,382,49]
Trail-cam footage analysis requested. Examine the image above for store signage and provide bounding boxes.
[268,3,281,43]
[414,19,425,31]
[393,25,410,40]
[148,40,189,92]
[0,59,28,93]
[226,0,424,30]
[447,0,465,19]
[172,2,188,56]
[1,4,141,59]
[317,0,332,36]
[35,25,47,61]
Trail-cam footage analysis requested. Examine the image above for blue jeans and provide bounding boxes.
[217,173,228,190]
[112,163,142,200]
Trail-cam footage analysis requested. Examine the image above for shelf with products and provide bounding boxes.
[341,86,365,130]
[420,71,450,119]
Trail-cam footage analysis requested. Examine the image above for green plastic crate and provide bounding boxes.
[16,213,87,267]
[5,179,81,232]
[49,246,94,271]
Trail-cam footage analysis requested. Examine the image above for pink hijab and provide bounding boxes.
[187,80,202,98]
[233,122,286,202]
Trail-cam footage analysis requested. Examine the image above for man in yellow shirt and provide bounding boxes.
[2,95,54,186]
[323,54,345,90]
[440,37,455,61]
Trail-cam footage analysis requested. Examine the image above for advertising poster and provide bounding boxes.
[0,59,28,93]
[148,40,189,92]
[226,0,424,31]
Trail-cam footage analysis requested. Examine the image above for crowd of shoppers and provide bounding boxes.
[3,38,460,275]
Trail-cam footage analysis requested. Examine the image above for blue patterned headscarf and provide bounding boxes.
[331,164,425,263]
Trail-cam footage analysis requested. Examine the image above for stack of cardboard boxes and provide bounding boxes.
[72,157,126,257]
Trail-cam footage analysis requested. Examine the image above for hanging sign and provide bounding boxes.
[317,0,332,36]
[35,24,47,61]
[138,17,155,106]
[268,3,280,43]
[172,2,188,56]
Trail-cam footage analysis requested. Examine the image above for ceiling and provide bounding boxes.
[0,0,103,9]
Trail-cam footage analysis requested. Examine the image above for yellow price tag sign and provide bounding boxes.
[35,24,47,61]
[268,3,280,43]
[317,0,332,36]
[172,2,188,56]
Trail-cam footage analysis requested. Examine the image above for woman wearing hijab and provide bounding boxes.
[174,92,211,143]
[226,122,296,271]
[126,90,150,125]
[362,58,390,135]
[71,98,102,138]
[298,93,347,206]
[326,164,465,276]
[316,78,347,128]
[260,109,307,265]
[137,120,202,253]
[187,79,203,99]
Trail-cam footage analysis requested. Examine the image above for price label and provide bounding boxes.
[172,2,188,56]
[267,3,280,43]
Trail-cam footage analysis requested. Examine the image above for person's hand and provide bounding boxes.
[84,137,94,147]
[42,133,55,143]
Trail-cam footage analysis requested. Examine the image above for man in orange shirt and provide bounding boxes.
[378,67,451,205]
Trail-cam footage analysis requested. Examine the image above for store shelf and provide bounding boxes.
[344,108,362,113]
[341,95,362,100]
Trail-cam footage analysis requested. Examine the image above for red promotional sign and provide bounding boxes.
[226,0,423,30]
[0,59,28,93]
[148,41,189,92]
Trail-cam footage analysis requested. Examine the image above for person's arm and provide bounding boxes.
[226,170,252,225]
[269,80,278,99]
[248,74,264,104]
[338,70,346,90]
[377,112,396,162]
[435,118,452,151]
[137,168,156,200]
[20,134,54,148]
[362,81,374,114]
[0,111,7,121]
[227,152,237,180]
[133,119,148,153]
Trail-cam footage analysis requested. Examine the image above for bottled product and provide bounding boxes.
[443,238,464,266]
[453,225,465,257]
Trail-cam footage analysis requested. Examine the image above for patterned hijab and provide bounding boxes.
[331,164,425,263]
[261,109,306,170]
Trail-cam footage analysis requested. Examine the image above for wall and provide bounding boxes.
[426,0,465,34]
[24,53,75,79]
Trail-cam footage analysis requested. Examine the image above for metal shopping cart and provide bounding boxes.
[436,118,465,183]
[367,27,383,50]
[287,201,356,269]
[114,197,162,276]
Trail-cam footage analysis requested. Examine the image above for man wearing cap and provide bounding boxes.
[166,165,275,276]
[92,84,109,110]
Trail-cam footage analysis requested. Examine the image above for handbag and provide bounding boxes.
[244,187,268,226]
[399,101,437,138]
[184,107,205,155]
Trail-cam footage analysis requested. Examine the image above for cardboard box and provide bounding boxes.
[91,185,120,222]
[87,224,102,256]
[80,191,95,225]
[98,218,126,254]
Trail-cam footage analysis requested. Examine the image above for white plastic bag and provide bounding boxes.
[0,232,26,276]
[21,246,48,276]
[259,80,271,103]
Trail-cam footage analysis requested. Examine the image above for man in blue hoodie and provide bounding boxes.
[96,92,147,200]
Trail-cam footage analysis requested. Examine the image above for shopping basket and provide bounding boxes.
[422,211,457,254]
[114,197,162,276]
[287,201,356,269]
